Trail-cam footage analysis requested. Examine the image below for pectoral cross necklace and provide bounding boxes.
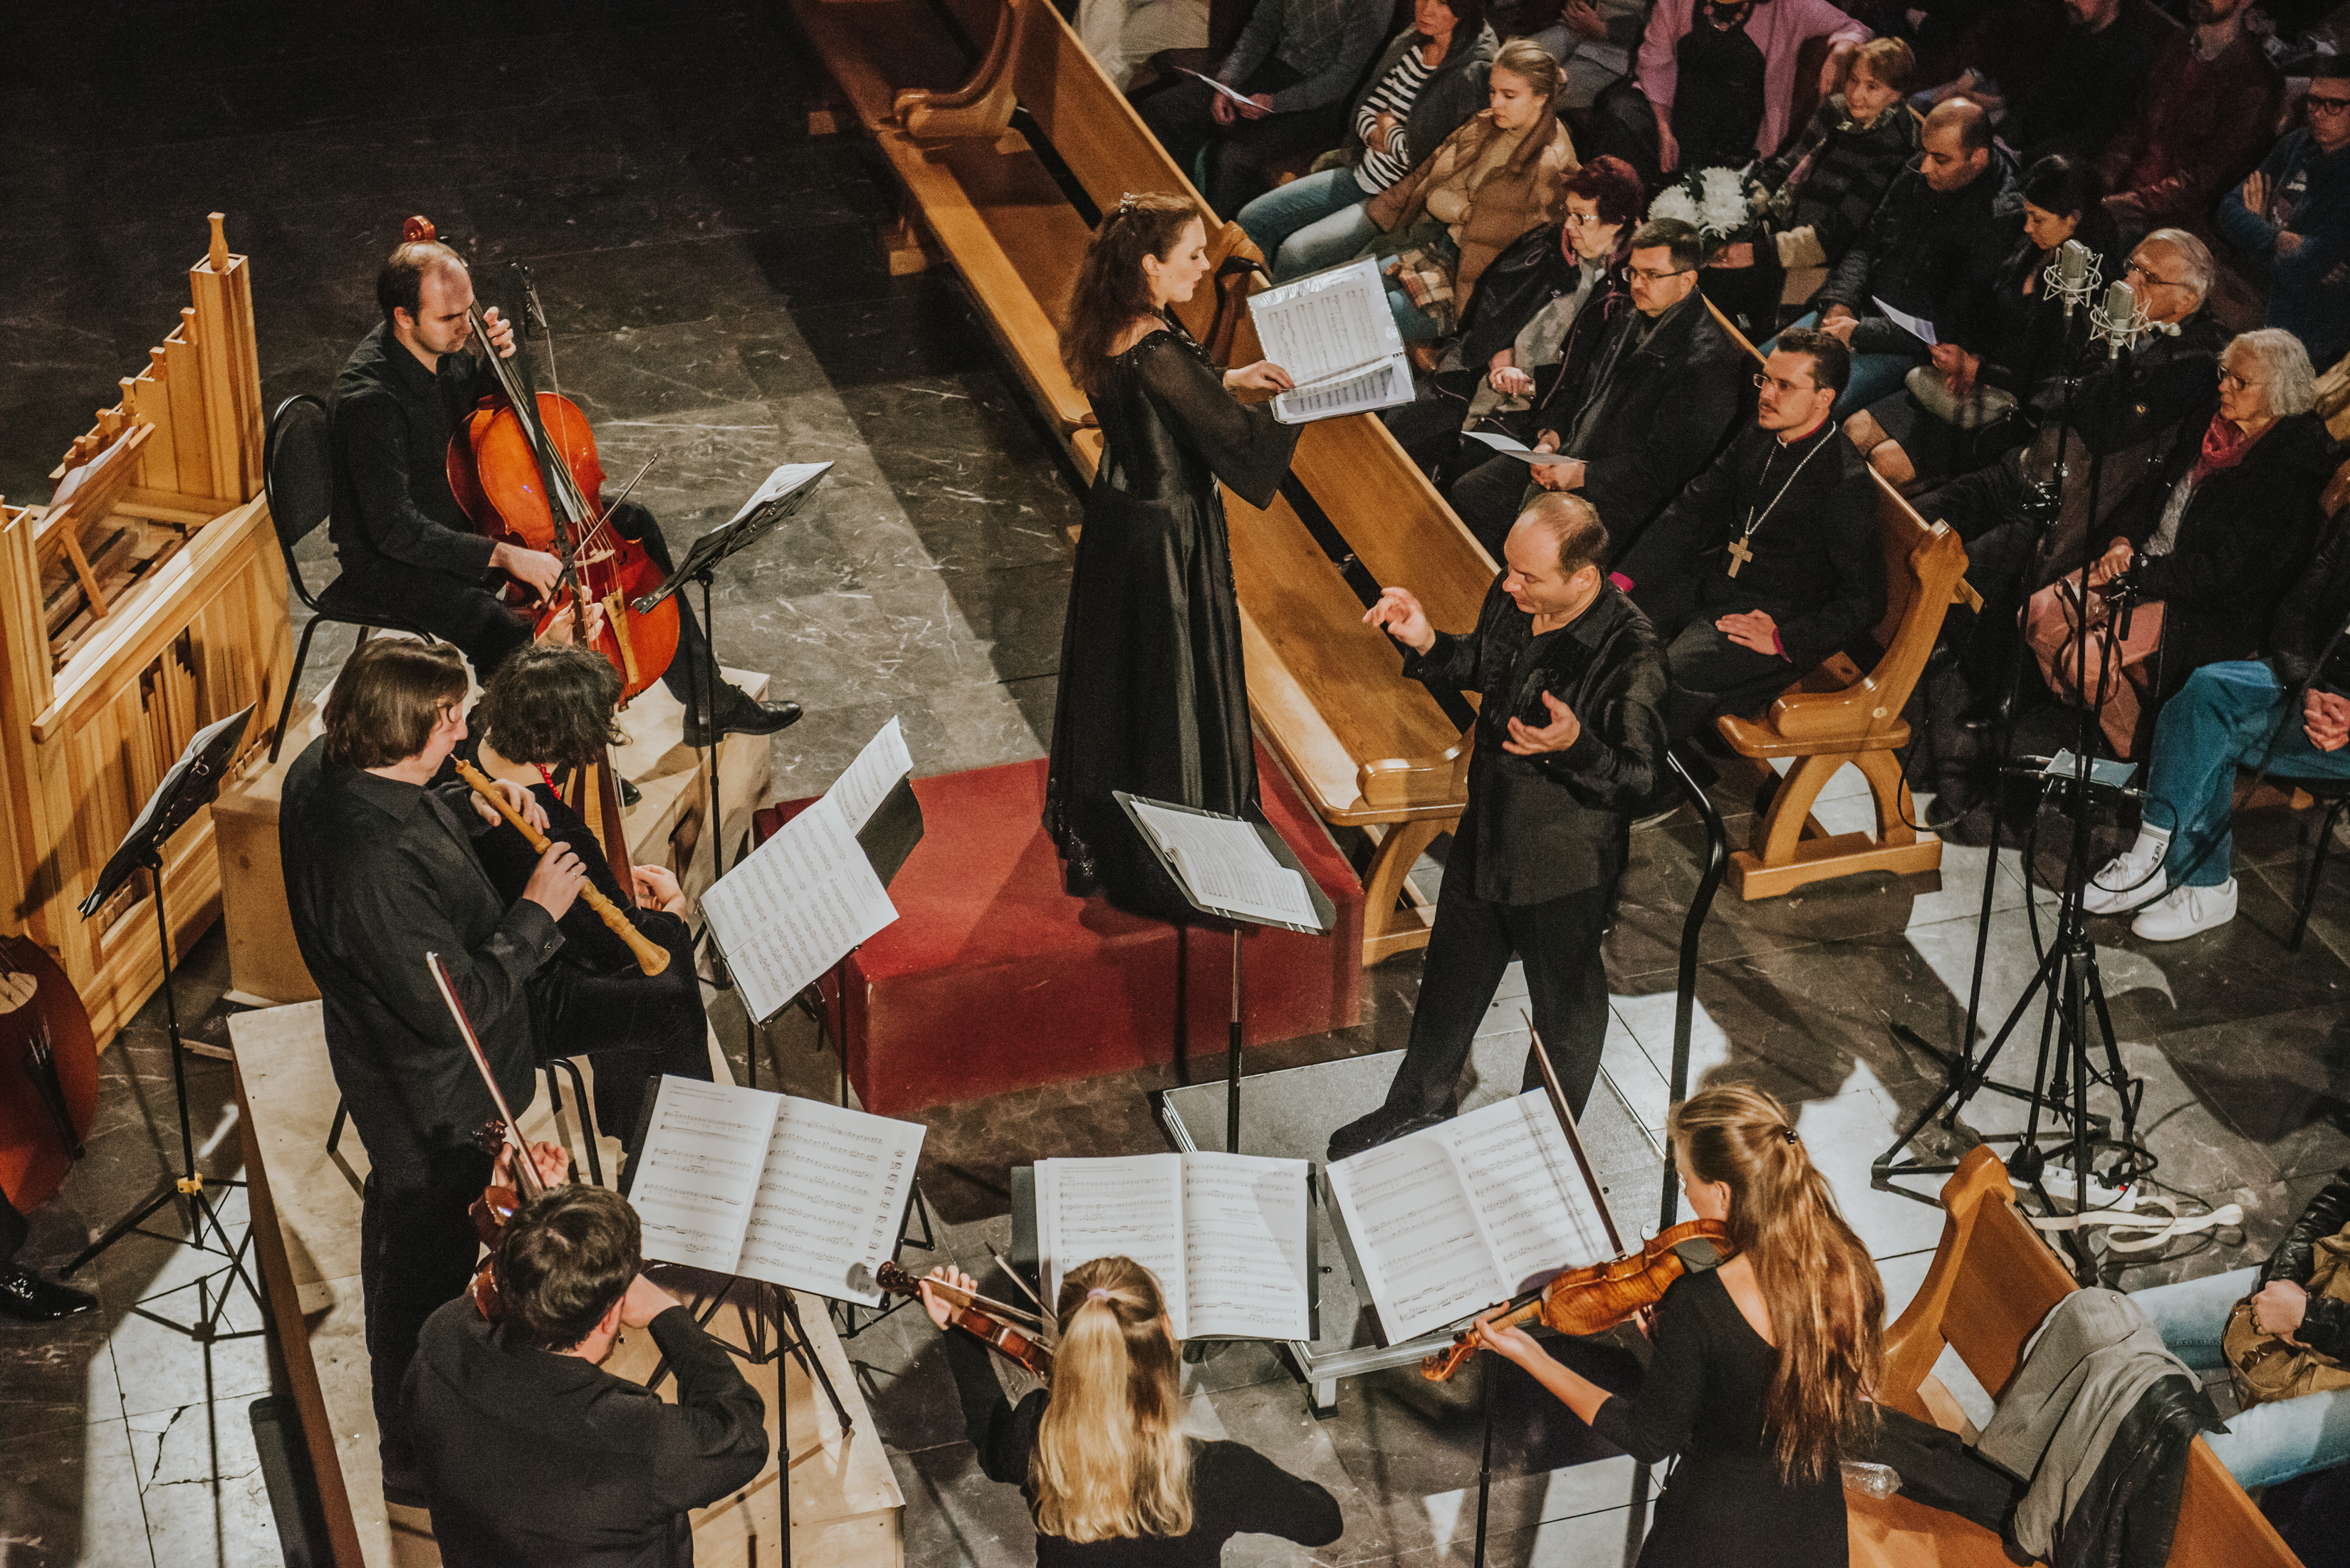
[1729,427,1829,578]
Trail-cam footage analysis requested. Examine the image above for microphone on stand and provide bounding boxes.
[2092,280,2143,360]
[2043,238,2099,320]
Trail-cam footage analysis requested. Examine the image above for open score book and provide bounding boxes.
[1246,258,1414,424]
[626,1076,925,1307]
[1036,1152,1312,1342]
[1326,1091,1618,1344]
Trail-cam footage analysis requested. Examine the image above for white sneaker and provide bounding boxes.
[2130,879,2237,941]
[2081,841,2168,915]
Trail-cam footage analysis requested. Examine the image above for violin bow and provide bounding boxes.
[1525,1015,1626,1256]
[427,951,548,1201]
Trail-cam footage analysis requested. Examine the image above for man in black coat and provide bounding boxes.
[1327,493,1668,1161]
[1446,218,1746,558]
[403,1184,768,1567]
[1614,329,1887,745]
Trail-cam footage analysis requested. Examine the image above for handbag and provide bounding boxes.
[1904,362,2018,432]
[2224,1222,2350,1408]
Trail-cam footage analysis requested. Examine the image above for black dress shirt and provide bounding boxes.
[403,1297,769,1568]
[280,737,561,1188]
[1404,582,1668,905]
[328,320,499,583]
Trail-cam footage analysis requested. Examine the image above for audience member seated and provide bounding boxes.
[1137,0,1389,216]
[1382,155,1639,489]
[2072,335,2338,931]
[1845,155,2120,488]
[2216,58,2350,374]
[2124,1164,2350,1488]
[1238,0,1498,279]
[1703,36,1919,332]
[1637,0,1870,178]
[1078,0,1211,91]
[2090,0,2282,247]
[1451,218,1746,554]
[1295,39,1578,340]
[2021,329,2331,764]
[1614,328,1886,743]
[1791,98,2022,417]
[1916,0,2156,167]
[1515,0,1646,122]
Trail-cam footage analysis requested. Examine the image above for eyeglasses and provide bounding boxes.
[2124,260,2188,291]
[2218,370,2262,391]
[1631,266,1691,283]
[1562,211,1609,227]
[1753,373,1819,394]
[2307,95,2350,115]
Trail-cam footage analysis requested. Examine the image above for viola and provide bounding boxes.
[877,1260,1054,1380]
[0,936,98,1223]
[466,1117,552,1322]
[1419,1218,1735,1381]
[400,215,679,702]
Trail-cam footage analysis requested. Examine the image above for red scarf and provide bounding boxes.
[2191,413,2267,484]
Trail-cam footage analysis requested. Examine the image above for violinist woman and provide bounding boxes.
[1469,1084,1884,1567]
[921,1257,1343,1564]
[1043,194,1299,919]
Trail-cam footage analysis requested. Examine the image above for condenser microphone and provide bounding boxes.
[2049,239,2095,320]
[2094,280,2141,359]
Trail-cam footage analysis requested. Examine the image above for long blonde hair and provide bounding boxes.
[1031,1256,1193,1541]
[1672,1084,1884,1481]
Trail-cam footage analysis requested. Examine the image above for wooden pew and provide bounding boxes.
[1852,1148,2298,1567]
[793,0,1503,963]
[1709,303,1975,899]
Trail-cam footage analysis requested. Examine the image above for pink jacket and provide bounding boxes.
[1638,0,1869,162]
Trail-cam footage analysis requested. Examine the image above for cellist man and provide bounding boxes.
[328,230,800,744]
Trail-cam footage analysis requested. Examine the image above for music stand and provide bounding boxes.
[1113,793,1333,1154]
[68,704,267,1344]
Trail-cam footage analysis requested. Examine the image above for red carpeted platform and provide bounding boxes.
[753,749,1364,1115]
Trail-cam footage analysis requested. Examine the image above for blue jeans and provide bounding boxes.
[2142,661,2350,889]
[1767,311,1917,417]
[2133,1265,2350,1490]
[1241,167,1376,278]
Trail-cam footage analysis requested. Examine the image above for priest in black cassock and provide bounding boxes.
[1612,328,1886,743]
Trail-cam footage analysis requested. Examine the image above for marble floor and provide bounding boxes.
[4,3,2348,1565]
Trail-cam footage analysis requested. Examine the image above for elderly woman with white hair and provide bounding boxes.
[2051,328,2342,938]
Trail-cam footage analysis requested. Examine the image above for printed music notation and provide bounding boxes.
[1036,1152,1312,1342]
[1245,258,1414,425]
[699,792,897,1025]
[627,1075,925,1307]
[1325,1091,1614,1345]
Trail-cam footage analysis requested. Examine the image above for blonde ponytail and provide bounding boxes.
[1031,1256,1193,1541]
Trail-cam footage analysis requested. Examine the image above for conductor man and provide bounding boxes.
[1327,495,1668,1163]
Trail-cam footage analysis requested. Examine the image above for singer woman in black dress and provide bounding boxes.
[1471,1084,1886,1567]
[1044,192,1300,918]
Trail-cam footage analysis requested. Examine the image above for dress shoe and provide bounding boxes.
[618,775,642,809]
[1327,1103,1453,1164]
[1956,694,2007,733]
[682,681,802,746]
[2130,879,2237,941]
[0,1263,97,1322]
[2080,837,2168,916]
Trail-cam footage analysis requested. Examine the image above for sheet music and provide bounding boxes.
[699,794,898,1023]
[725,461,833,528]
[1273,359,1414,424]
[1871,296,1937,346]
[1176,67,1258,108]
[1131,801,1317,928]
[1247,259,1414,424]
[1326,1134,1500,1344]
[630,1078,776,1273]
[1437,1094,1613,1297]
[1038,1155,1190,1338]
[1179,1153,1311,1340]
[738,1094,926,1306]
[824,716,913,833]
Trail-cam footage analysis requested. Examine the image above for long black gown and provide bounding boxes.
[1044,313,1300,919]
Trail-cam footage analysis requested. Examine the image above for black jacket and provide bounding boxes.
[1456,225,1631,409]
[404,1298,768,1568]
[1338,23,1498,175]
[1532,290,1747,556]
[1978,212,2123,413]
[328,321,500,584]
[1404,580,1668,904]
[1752,94,1921,266]
[2269,529,2350,692]
[2064,308,2232,460]
[2258,1165,2350,1360]
[1819,150,2024,359]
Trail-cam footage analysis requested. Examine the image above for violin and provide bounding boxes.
[0,936,98,1223]
[878,1260,1054,1380]
[1419,1218,1735,1381]
[466,1116,555,1322]
[400,215,679,703]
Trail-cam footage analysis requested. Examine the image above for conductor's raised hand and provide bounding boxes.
[471,775,551,834]
[632,863,689,916]
[1503,690,1582,755]
[1224,360,1295,395]
[920,1265,980,1331]
[1363,586,1435,653]
[492,1138,573,1193]
[522,840,588,921]
[479,304,518,360]
[620,1273,682,1329]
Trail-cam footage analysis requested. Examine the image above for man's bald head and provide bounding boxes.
[378,238,468,329]
[2128,228,2213,323]
[1513,493,1609,577]
[1920,99,1993,192]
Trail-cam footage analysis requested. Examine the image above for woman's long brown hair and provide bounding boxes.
[1058,192,1202,394]
[1673,1084,1884,1481]
[1030,1255,1192,1541]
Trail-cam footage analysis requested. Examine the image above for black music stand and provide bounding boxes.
[68,705,267,1344]
[1112,793,1333,1154]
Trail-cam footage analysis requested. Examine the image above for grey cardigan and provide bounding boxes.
[1337,23,1498,175]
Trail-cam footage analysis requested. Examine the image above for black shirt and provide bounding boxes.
[403,1297,768,1568]
[329,320,499,583]
[1405,582,1668,905]
[279,737,560,1187]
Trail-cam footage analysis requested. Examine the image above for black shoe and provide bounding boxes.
[1956,692,2007,733]
[682,682,802,746]
[1327,1103,1453,1164]
[0,1264,97,1322]
[618,775,642,809]
[380,1462,427,1510]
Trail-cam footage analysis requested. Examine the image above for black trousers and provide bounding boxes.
[0,1186,26,1265]
[1383,861,1614,1122]
[537,917,712,1154]
[1135,61,1346,216]
[1659,618,1798,743]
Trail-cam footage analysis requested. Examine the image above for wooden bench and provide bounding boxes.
[1709,303,1975,899]
[1853,1147,2297,1567]
[793,0,1505,963]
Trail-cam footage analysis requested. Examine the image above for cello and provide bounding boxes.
[0,936,98,1227]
